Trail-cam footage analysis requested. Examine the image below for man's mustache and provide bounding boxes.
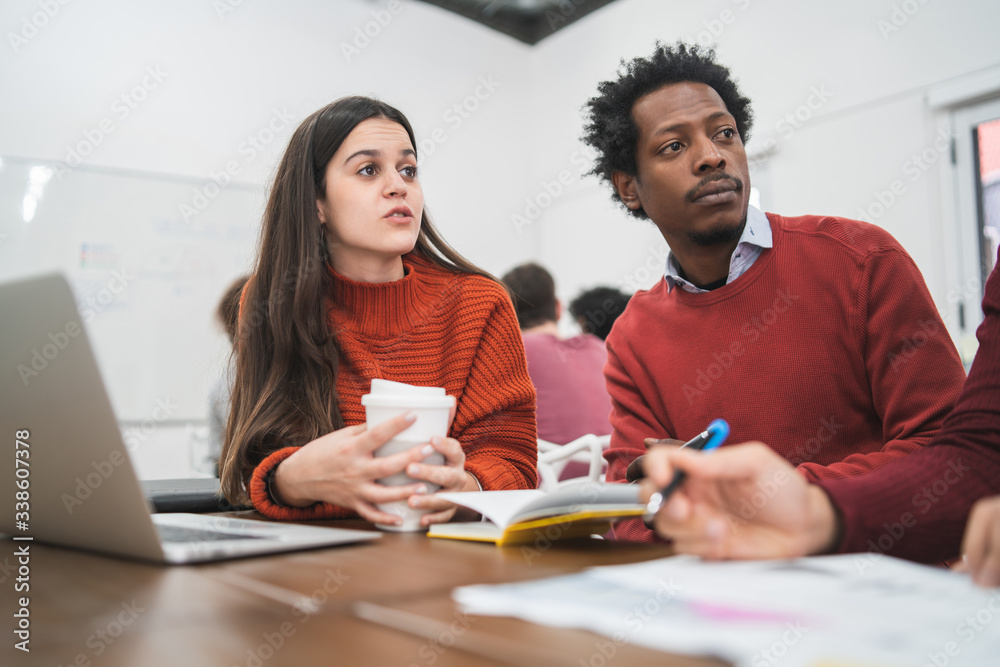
[686,173,743,202]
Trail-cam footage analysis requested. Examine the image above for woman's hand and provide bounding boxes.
[404,435,480,526]
[270,413,439,527]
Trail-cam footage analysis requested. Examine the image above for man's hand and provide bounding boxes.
[961,496,1000,587]
[642,442,840,559]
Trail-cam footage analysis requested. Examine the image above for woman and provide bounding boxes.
[220,97,537,527]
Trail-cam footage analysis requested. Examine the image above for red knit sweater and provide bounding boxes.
[606,213,966,543]
[248,253,538,520]
[815,251,1000,563]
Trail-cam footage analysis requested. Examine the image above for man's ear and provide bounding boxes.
[612,171,642,211]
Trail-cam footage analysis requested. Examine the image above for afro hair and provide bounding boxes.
[582,42,754,219]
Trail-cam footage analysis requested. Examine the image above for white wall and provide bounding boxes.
[5,0,997,296]
[529,0,1000,322]
[2,0,998,476]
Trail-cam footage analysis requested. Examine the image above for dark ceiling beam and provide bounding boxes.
[413,0,620,45]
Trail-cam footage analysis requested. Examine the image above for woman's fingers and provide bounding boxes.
[407,461,463,488]
[430,436,465,463]
[356,413,418,454]
[361,481,426,505]
[353,499,407,526]
[367,442,436,478]
[404,437,466,489]
[419,507,458,526]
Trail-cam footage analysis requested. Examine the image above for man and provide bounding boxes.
[642,249,1000,586]
[581,42,967,542]
[502,263,612,478]
[569,286,631,341]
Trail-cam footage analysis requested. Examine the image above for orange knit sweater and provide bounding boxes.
[248,252,538,520]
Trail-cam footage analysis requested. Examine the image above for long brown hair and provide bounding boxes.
[220,96,493,504]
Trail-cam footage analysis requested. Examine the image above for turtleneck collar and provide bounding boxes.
[326,252,456,339]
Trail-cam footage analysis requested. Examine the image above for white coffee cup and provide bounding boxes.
[361,379,455,532]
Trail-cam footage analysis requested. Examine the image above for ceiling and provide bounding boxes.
[414,0,622,45]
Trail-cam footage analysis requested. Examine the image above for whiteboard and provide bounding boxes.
[0,156,266,421]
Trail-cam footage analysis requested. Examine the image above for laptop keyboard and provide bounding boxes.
[157,524,265,543]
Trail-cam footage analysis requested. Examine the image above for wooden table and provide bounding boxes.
[2,514,728,666]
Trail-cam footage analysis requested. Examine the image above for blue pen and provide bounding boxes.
[642,419,730,526]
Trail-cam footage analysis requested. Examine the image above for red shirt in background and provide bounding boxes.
[523,332,613,480]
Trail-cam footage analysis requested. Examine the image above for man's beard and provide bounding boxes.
[687,210,748,247]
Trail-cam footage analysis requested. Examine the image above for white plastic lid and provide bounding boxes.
[368,378,446,397]
[362,379,454,408]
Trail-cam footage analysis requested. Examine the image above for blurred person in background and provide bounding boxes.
[503,263,613,480]
[569,286,631,341]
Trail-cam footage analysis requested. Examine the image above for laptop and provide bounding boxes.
[0,273,380,563]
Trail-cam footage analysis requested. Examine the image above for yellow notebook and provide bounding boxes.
[427,484,644,546]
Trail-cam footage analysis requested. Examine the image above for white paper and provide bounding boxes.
[436,484,641,529]
[453,553,1000,666]
[436,490,544,528]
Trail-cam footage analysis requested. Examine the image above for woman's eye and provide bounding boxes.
[401,166,417,178]
[360,165,376,176]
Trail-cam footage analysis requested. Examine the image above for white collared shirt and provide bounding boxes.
[664,205,773,294]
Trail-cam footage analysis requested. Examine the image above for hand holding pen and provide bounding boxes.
[640,437,842,560]
[642,419,730,527]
